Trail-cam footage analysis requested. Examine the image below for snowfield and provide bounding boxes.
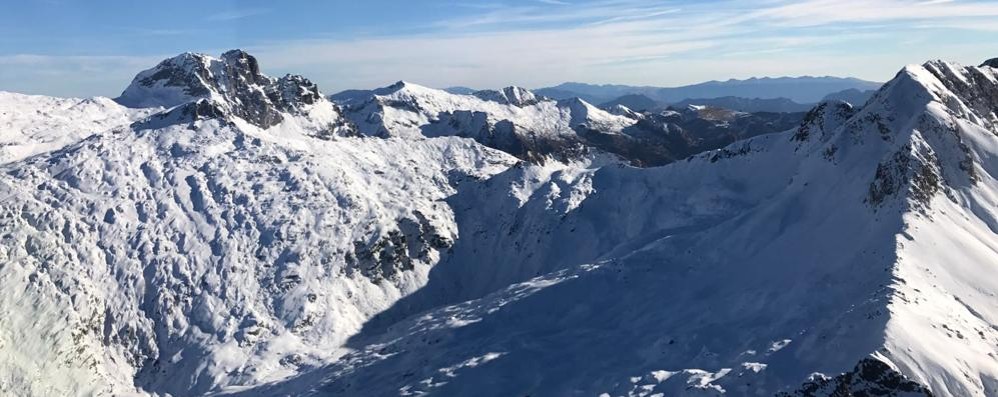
[0,92,158,164]
[1,51,997,396]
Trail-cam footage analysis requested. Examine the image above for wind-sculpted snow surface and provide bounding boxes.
[0,122,518,395]
[0,51,516,396]
[2,51,998,397]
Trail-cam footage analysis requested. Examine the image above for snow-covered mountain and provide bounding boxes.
[334,81,801,167]
[336,80,635,164]
[231,59,998,397]
[0,50,517,396]
[1,50,998,397]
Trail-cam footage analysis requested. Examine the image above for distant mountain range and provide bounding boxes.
[597,94,661,112]
[594,88,877,114]
[335,77,879,115]
[536,76,882,105]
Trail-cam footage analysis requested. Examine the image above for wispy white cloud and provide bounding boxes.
[434,0,998,32]
[0,54,162,68]
[205,8,269,22]
[245,0,998,91]
[5,0,998,97]
[744,0,998,27]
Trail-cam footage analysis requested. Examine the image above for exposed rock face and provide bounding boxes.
[852,60,994,211]
[981,57,998,69]
[116,52,215,108]
[116,50,329,129]
[781,358,933,397]
[271,74,323,111]
[792,100,855,143]
[472,86,542,107]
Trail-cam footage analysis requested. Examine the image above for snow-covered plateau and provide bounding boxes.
[1,50,997,396]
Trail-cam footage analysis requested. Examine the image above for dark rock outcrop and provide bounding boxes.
[781,358,933,397]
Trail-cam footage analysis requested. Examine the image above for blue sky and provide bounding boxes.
[3,0,998,97]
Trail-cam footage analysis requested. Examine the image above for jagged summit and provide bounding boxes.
[115,52,215,108]
[116,50,326,128]
[472,86,543,107]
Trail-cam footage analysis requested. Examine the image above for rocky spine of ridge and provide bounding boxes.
[855,60,994,210]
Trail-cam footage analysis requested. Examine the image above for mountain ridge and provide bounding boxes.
[226,58,998,396]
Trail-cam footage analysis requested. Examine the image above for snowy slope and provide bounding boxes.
[2,50,998,397]
[869,60,998,396]
[0,118,515,396]
[0,92,156,164]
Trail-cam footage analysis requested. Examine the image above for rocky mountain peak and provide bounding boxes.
[981,57,998,69]
[473,86,542,107]
[272,74,322,111]
[116,50,330,129]
[115,52,214,108]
